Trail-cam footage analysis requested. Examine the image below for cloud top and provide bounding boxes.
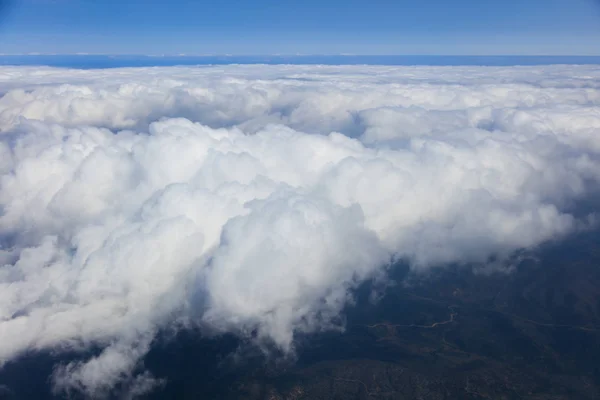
[0,64,599,397]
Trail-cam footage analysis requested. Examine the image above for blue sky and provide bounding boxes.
[1,0,600,55]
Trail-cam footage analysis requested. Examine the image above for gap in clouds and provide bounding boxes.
[3,226,598,399]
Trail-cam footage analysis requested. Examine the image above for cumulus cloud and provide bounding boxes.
[0,64,599,397]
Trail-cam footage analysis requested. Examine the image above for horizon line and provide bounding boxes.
[2,53,600,58]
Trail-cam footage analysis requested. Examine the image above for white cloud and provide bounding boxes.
[0,64,599,397]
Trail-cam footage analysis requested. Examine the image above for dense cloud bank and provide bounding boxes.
[0,64,599,396]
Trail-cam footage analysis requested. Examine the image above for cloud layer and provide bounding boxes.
[1,64,599,396]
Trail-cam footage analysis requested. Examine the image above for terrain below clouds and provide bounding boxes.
[0,64,599,398]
